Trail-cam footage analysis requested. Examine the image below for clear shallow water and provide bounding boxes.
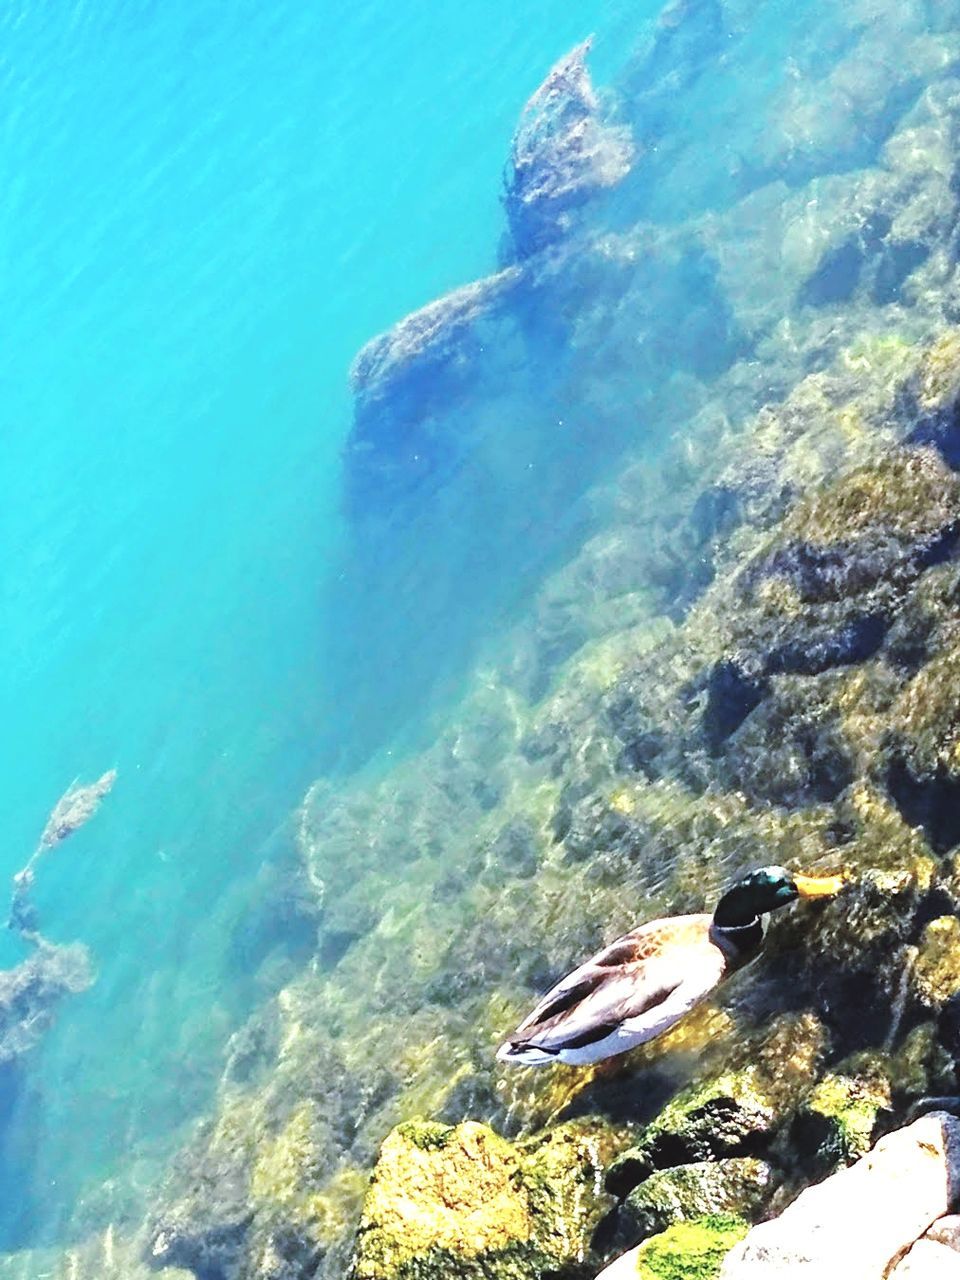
[0,0,648,1246]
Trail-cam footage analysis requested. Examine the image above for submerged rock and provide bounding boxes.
[503,40,633,260]
[762,448,960,604]
[0,941,93,1066]
[345,266,525,511]
[790,1065,893,1170]
[605,1013,826,1195]
[349,268,524,418]
[886,641,960,852]
[902,329,960,467]
[620,1158,773,1243]
[914,917,960,1009]
[348,1118,622,1280]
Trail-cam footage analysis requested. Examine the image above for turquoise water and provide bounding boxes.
[5,0,954,1262]
[0,0,649,1246]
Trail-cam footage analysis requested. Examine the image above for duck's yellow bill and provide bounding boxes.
[794,873,845,898]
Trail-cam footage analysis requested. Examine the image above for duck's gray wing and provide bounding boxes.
[507,915,716,1053]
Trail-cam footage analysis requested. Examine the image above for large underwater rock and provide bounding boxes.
[345,266,525,513]
[348,1118,623,1280]
[502,39,633,261]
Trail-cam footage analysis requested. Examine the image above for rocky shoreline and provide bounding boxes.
[595,1111,960,1279]
[148,224,960,1280]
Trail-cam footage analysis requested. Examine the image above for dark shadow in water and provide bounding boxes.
[887,758,960,855]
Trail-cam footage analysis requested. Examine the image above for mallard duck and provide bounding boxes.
[496,866,844,1067]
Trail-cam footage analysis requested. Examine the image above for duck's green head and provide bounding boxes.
[713,865,845,928]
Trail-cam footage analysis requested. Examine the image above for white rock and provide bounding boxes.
[720,1112,960,1280]
[594,1244,642,1279]
[889,1239,960,1278]
[926,1215,960,1252]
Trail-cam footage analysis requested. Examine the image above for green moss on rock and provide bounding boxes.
[630,1215,749,1280]
[348,1118,623,1280]
[791,1064,892,1170]
[608,1012,828,1198]
[914,916,960,1007]
[605,1070,773,1193]
[621,1159,773,1241]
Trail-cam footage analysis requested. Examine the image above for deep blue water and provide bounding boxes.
[0,0,648,1247]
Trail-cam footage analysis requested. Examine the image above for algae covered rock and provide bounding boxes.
[607,1012,827,1197]
[902,329,960,466]
[596,1215,749,1280]
[606,1075,776,1194]
[620,1158,773,1242]
[887,642,960,851]
[349,1118,622,1280]
[791,1065,893,1170]
[914,916,960,1008]
[776,447,960,573]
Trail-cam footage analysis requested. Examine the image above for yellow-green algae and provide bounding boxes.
[889,638,960,776]
[349,1118,624,1280]
[794,1063,892,1166]
[629,1215,749,1280]
[782,448,959,546]
[913,915,960,1006]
